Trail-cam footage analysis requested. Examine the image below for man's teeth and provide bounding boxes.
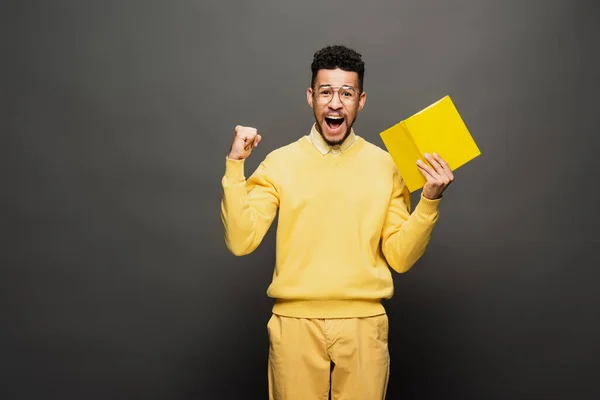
[327,116,343,120]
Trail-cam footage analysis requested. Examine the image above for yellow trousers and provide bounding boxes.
[267,313,390,400]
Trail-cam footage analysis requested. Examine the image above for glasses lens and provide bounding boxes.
[340,88,357,103]
[316,86,357,104]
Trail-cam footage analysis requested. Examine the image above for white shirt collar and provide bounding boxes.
[306,123,357,156]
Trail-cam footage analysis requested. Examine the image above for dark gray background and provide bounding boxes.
[3,0,599,399]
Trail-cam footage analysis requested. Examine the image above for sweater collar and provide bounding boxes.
[307,123,357,156]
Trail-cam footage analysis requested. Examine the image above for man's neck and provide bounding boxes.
[308,124,357,156]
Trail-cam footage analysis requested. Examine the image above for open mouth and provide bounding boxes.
[325,116,344,131]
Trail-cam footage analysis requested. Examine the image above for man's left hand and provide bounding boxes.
[417,152,454,200]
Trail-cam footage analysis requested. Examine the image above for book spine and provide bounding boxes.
[399,121,423,161]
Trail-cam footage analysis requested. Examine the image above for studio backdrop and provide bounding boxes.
[3,0,599,399]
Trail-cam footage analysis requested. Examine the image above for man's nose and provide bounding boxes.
[328,93,343,109]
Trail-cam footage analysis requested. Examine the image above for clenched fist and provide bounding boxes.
[228,125,262,160]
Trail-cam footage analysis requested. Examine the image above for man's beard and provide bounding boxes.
[314,114,356,146]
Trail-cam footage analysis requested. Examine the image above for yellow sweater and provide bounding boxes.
[221,130,441,318]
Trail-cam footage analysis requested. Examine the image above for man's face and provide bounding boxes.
[307,68,367,146]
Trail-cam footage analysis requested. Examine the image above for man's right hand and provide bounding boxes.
[228,125,262,160]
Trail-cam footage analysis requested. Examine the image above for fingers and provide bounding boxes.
[423,152,454,184]
[424,152,441,172]
[235,126,260,150]
[432,152,454,181]
[230,126,261,159]
[418,152,455,199]
[235,125,258,142]
[245,134,261,150]
[416,159,436,180]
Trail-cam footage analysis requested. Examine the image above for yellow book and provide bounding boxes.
[379,95,481,192]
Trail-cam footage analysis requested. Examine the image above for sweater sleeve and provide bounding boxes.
[381,168,441,273]
[220,156,280,256]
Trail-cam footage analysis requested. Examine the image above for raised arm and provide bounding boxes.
[382,152,454,272]
[381,171,440,273]
[221,126,279,256]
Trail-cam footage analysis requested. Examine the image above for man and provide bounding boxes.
[221,45,454,399]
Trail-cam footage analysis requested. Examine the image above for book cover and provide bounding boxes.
[379,95,481,192]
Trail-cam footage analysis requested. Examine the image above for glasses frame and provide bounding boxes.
[312,84,363,105]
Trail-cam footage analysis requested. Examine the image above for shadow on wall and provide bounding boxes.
[177,244,276,399]
[385,292,465,399]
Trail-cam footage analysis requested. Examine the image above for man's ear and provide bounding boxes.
[307,88,314,109]
[358,91,367,111]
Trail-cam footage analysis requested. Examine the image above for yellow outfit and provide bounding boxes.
[267,313,390,400]
[221,124,441,399]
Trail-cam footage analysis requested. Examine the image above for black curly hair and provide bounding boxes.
[311,45,365,91]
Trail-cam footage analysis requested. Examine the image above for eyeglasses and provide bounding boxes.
[313,85,361,105]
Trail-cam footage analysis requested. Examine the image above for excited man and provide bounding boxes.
[221,45,454,399]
